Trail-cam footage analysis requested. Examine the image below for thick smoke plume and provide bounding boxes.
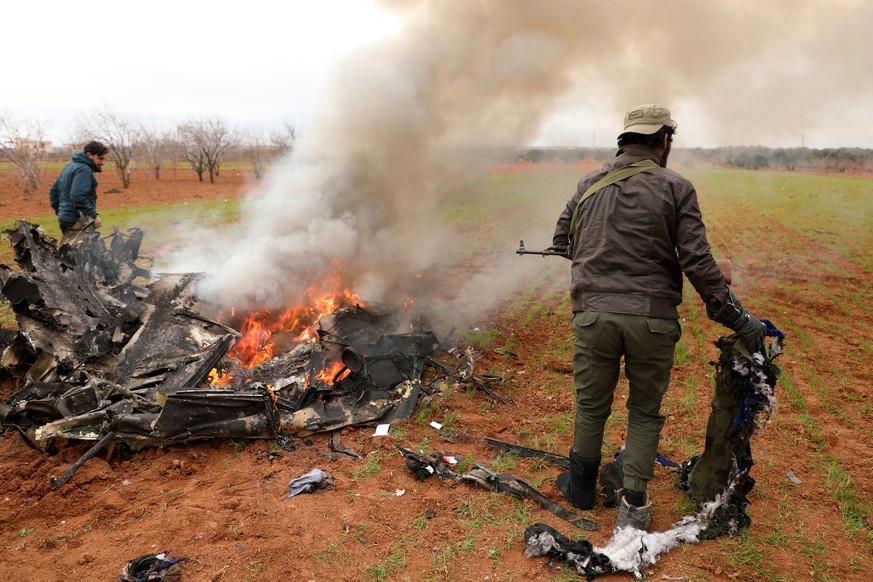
[167,1,597,319]
[164,0,873,323]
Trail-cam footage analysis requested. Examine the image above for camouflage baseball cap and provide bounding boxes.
[622,104,677,135]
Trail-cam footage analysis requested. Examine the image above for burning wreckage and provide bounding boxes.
[0,221,788,578]
[0,221,473,485]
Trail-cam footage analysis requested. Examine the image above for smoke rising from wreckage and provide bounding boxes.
[1,2,872,574]
[0,217,792,579]
[0,164,870,579]
[0,222,468,463]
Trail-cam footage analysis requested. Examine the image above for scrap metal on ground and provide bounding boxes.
[0,221,499,487]
[396,446,599,531]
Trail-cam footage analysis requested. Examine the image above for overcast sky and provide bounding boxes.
[5,0,873,149]
[5,1,401,144]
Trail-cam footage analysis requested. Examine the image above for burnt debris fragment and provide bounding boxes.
[0,221,503,487]
[118,551,186,582]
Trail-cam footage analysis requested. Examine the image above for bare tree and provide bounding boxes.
[138,125,177,180]
[241,129,271,179]
[176,118,238,183]
[176,121,208,181]
[0,112,49,196]
[76,108,140,188]
[270,121,296,156]
[163,135,184,182]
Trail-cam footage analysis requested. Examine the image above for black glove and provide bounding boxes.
[733,311,766,353]
[707,289,766,353]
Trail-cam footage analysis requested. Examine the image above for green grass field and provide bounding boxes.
[0,163,870,580]
[425,164,873,580]
[0,198,244,261]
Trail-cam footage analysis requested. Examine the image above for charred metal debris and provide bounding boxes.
[0,221,509,486]
[118,550,186,582]
[397,446,599,531]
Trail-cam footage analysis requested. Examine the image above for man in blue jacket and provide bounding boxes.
[49,141,109,232]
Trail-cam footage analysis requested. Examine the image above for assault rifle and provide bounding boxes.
[515,240,569,258]
[515,240,733,284]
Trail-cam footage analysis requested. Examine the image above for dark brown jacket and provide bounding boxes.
[552,144,727,318]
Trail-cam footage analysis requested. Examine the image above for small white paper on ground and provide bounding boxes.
[429,421,443,430]
[373,424,391,436]
[444,456,458,465]
[395,489,405,496]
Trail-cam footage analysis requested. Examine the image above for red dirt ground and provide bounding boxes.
[0,166,254,219]
[0,163,870,581]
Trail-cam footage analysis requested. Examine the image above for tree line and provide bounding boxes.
[0,109,296,197]
[515,145,873,173]
[4,108,873,197]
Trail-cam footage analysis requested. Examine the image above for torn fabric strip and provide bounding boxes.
[523,327,783,578]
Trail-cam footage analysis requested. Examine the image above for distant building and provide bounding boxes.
[13,138,52,155]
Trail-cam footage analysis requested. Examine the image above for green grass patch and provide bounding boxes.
[489,452,517,472]
[777,373,805,413]
[366,548,407,581]
[674,337,689,366]
[351,453,383,480]
[824,456,870,536]
[679,376,699,416]
[313,542,341,567]
[722,531,786,580]
[457,326,498,347]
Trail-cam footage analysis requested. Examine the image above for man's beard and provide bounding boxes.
[661,141,672,167]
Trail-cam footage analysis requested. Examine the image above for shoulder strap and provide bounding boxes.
[568,159,659,235]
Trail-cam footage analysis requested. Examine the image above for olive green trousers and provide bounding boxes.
[571,310,681,493]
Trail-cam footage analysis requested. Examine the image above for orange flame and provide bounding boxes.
[212,269,363,378]
[293,282,361,341]
[313,360,349,386]
[229,309,275,368]
[208,368,234,386]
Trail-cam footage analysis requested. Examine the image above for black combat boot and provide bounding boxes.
[556,450,600,510]
[599,459,624,508]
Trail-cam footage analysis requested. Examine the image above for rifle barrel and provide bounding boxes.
[515,240,566,257]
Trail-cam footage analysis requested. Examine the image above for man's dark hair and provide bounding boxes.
[83,141,109,156]
[617,126,676,148]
